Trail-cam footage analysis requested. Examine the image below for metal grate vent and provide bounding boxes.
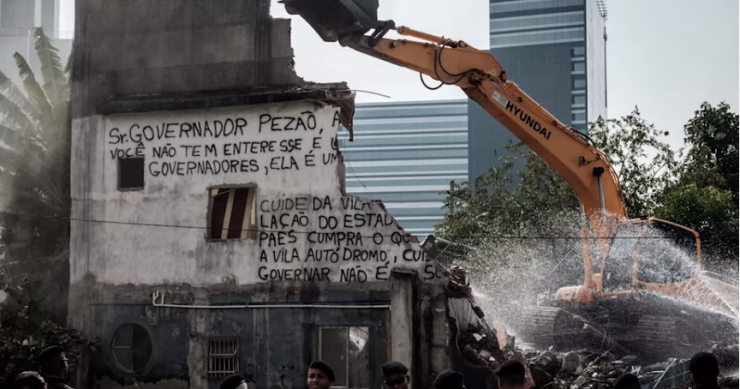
[207,337,240,379]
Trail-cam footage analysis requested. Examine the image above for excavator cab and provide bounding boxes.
[598,218,699,294]
[281,0,381,42]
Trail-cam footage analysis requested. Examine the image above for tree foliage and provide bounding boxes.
[654,184,738,263]
[678,102,738,198]
[0,27,72,262]
[0,274,97,387]
[589,108,680,217]
[657,102,740,263]
[0,28,88,385]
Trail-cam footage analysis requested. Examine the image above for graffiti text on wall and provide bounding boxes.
[255,195,443,283]
[106,110,342,177]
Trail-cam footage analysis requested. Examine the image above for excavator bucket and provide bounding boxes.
[281,0,380,42]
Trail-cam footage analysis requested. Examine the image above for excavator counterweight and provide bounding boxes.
[281,0,380,42]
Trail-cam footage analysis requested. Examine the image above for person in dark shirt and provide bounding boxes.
[495,360,527,389]
[14,371,47,389]
[433,369,466,389]
[613,373,641,389]
[690,352,721,389]
[381,361,410,389]
[38,346,73,389]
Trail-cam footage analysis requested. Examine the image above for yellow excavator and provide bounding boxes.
[282,0,739,360]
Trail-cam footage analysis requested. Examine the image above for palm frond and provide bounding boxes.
[63,45,74,101]
[0,144,23,172]
[13,52,53,121]
[0,70,41,129]
[0,124,25,150]
[33,28,66,107]
[0,94,35,134]
[46,100,69,140]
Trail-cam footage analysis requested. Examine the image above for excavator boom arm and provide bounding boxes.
[339,27,628,225]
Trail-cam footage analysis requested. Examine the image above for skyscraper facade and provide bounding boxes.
[341,99,468,238]
[468,0,608,182]
[0,0,72,87]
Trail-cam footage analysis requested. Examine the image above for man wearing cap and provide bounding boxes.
[381,361,410,389]
[495,360,532,389]
[38,346,73,389]
[689,352,721,389]
[433,369,465,389]
[307,360,335,389]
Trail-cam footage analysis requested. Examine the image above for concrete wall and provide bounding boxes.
[71,0,303,119]
[71,101,440,287]
[70,100,444,388]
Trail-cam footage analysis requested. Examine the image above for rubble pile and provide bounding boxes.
[457,332,739,389]
[442,264,739,389]
[457,323,509,370]
[521,350,689,389]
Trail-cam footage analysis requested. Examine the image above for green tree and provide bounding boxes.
[678,101,738,199]
[0,27,92,387]
[0,273,96,387]
[0,27,72,320]
[654,184,738,265]
[654,102,739,264]
[588,108,680,217]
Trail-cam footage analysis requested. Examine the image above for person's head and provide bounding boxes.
[220,374,248,389]
[690,352,720,385]
[382,361,410,389]
[613,373,641,389]
[307,361,335,389]
[14,371,47,389]
[433,369,465,389]
[38,346,68,379]
[495,360,526,389]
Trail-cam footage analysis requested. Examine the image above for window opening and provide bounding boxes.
[207,337,240,379]
[571,46,585,56]
[572,62,585,72]
[118,157,145,190]
[573,79,586,89]
[314,327,370,389]
[111,323,152,373]
[209,187,257,240]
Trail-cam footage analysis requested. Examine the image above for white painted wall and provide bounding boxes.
[70,100,443,286]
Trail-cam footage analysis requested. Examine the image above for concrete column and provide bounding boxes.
[389,270,414,372]
[188,291,210,388]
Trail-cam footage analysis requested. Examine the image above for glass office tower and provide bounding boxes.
[340,99,468,238]
[468,0,608,182]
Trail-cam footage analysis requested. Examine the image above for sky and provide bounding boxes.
[59,0,739,150]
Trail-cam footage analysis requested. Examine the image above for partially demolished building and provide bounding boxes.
[66,1,487,389]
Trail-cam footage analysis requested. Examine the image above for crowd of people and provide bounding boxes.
[14,346,73,389]
[11,346,727,389]
[216,351,725,389]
